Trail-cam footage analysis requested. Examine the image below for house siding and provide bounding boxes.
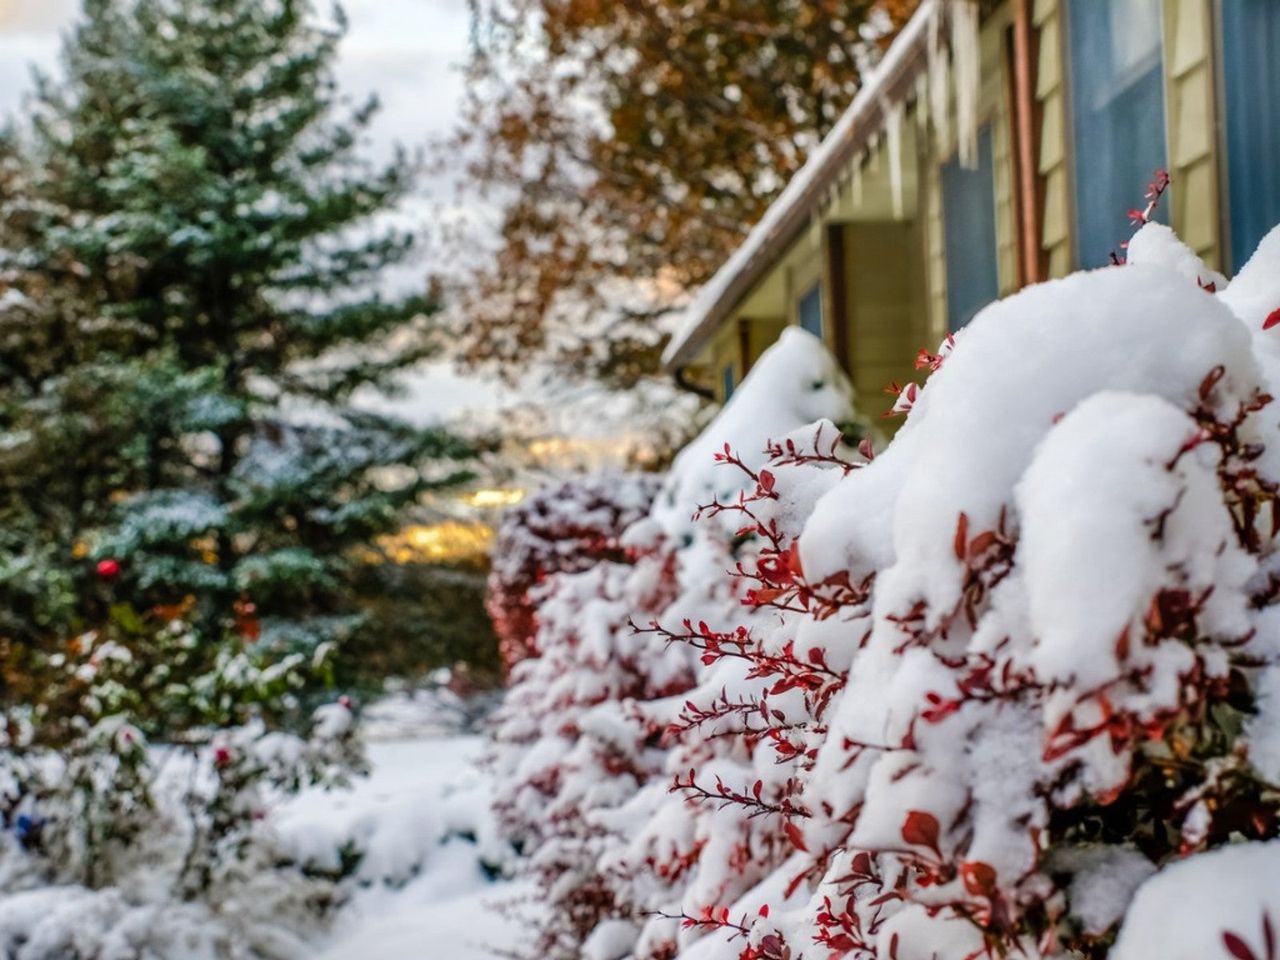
[1033,0,1072,277]
[675,0,1268,420]
[1163,0,1221,269]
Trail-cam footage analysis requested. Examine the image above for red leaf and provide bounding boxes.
[787,540,804,579]
[783,820,808,852]
[901,810,941,856]
[967,530,998,558]
[953,513,969,561]
[758,904,770,918]
[960,860,998,898]
[1114,625,1131,662]
[1223,932,1259,960]
[1265,308,1280,331]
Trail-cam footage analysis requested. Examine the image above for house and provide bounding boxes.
[662,0,1280,420]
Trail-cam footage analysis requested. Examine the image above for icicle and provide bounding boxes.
[951,0,980,168]
[884,99,905,220]
[927,3,951,159]
[914,74,930,132]
[852,155,864,206]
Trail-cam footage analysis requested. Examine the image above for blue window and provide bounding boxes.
[798,284,823,339]
[1066,0,1167,268]
[721,363,735,401]
[1220,0,1280,271]
[941,125,999,332]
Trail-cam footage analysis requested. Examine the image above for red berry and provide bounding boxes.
[213,745,233,768]
[96,558,121,578]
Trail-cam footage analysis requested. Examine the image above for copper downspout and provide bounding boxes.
[1011,0,1043,285]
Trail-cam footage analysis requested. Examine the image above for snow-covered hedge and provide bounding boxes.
[492,223,1280,960]
[487,472,663,671]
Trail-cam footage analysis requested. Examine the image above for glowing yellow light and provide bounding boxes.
[371,520,494,564]
[463,488,526,508]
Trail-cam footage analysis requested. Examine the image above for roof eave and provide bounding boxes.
[662,0,943,371]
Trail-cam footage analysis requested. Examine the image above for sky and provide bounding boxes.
[0,0,506,424]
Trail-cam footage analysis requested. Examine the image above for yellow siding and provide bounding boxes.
[706,323,739,403]
[1163,0,1221,269]
[1034,0,1072,276]
[842,220,931,423]
[982,4,1019,297]
[923,137,948,340]
[924,2,1016,336]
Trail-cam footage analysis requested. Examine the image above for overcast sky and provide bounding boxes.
[0,0,506,423]
[0,0,472,157]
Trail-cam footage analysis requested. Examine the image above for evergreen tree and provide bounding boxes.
[0,0,470,716]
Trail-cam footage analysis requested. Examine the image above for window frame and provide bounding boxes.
[1060,0,1172,271]
[939,123,1002,333]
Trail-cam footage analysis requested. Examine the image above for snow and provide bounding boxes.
[949,0,979,167]
[495,218,1280,960]
[290,734,524,960]
[652,328,855,535]
[1018,391,1251,695]
[1055,845,1156,937]
[1112,841,1280,960]
[800,260,1262,611]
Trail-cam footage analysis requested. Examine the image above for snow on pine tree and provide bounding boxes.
[0,0,467,953]
[488,329,860,958]
[0,0,472,687]
[494,216,1280,960]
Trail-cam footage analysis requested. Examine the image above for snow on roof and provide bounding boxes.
[662,0,952,370]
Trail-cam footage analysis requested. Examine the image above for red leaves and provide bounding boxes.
[1200,364,1226,401]
[886,381,919,418]
[953,512,969,561]
[960,860,998,898]
[921,691,961,724]
[1114,625,1131,662]
[1130,168,1171,225]
[900,810,941,857]
[1222,913,1278,960]
[1264,307,1280,331]
[783,820,808,851]
[1226,933,1259,960]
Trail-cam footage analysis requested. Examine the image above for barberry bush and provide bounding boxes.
[491,220,1280,960]
[487,473,663,671]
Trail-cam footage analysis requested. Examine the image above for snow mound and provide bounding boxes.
[652,328,855,535]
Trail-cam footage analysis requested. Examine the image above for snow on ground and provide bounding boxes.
[278,692,522,960]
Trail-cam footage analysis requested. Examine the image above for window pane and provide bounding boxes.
[722,364,735,401]
[941,125,999,331]
[1221,0,1280,271]
[799,284,823,339]
[1067,0,1167,268]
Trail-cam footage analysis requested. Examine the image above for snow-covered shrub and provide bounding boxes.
[495,221,1280,959]
[488,330,858,957]
[487,472,663,670]
[0,601,364,958]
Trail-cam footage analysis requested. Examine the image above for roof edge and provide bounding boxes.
[662,0,943,371]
